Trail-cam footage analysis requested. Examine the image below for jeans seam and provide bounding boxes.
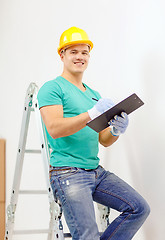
[96,188,135,211]
[107,213,132,240]
[96,188,135,239]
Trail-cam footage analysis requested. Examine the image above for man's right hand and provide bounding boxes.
[88,98,114,120]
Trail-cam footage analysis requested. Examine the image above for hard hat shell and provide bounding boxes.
[57,26,93,55]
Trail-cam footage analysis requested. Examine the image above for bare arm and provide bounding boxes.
[40,105,91,139]
[99,127,119,147]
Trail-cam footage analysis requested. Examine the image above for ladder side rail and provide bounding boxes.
[10,83,38,205]
[11,96,32,204]
[5,92,33,240]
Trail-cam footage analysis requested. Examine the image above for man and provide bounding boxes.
[37,26,150,240]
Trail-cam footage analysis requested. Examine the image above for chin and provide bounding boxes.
[74,67,87,73]
[74,71,84,74]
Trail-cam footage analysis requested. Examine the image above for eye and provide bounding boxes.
[71,50,77,54]
[82,52,89,55]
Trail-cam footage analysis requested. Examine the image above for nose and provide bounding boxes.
[76,52,84,60]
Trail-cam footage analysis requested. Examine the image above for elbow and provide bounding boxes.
[45,121,70,139]
[48,126,67,139]
[99,137,119,148]
[47,125,61,139]
[48,130,57,139]
[50,133,58,139]
[101,142,110,148]
[49,130,62,139]
[99,140,110,148]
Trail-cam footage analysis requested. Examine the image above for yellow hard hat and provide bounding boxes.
[57,26,93,55]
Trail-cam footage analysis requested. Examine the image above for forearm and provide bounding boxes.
[99,127,119,147]
[49,112,91,139]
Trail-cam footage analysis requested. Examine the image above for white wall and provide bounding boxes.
[1,0,165,239]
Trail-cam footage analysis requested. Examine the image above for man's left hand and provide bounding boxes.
[109,112,129,136]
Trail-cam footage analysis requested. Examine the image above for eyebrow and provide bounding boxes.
[70,49,89,53]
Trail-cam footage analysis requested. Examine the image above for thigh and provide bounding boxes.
[50,167,100,240]
[93,169,145,213]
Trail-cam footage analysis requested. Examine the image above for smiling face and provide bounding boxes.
[60,44,90,75]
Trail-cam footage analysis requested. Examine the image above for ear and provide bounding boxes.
[60,52,64,62]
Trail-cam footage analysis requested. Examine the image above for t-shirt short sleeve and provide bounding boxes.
[37,80,63,109]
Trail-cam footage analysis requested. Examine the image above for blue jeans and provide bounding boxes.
[49,165,150,240]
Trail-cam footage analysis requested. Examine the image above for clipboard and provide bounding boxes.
[86,93,144,133]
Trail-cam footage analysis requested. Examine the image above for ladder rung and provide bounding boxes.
[19,190,47,194]
[14,229,49,234]
[13,230,72,236]
[25,149,41,154]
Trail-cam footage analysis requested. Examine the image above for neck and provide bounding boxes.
[61,70,83,87]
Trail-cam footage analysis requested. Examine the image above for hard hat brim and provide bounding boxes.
[58,40,93,55]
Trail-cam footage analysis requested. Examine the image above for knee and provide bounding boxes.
[134,197,150,221]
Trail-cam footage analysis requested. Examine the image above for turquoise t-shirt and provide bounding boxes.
[37,76,101,169]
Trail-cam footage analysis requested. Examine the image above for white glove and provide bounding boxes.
[109,112,129,136]
[88,98,114,120]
